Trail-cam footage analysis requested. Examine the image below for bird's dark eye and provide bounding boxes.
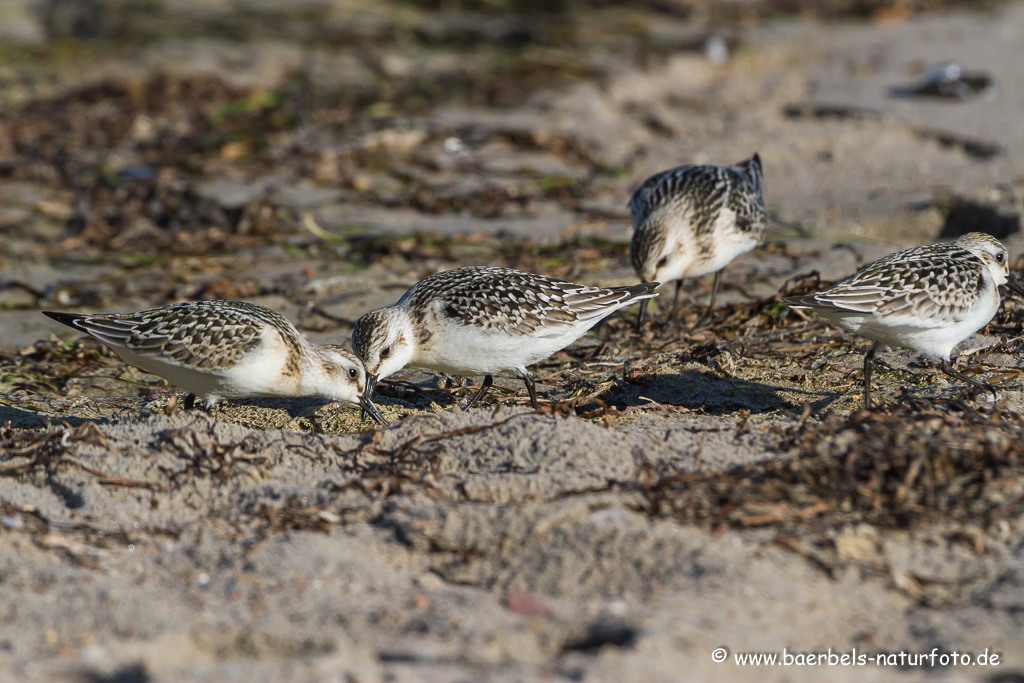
[997,252,1005,263]
[348,368,358,379]
[657,256,669,268]
[380,346,391,359]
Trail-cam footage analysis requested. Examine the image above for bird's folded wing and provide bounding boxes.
[79,312,264,370]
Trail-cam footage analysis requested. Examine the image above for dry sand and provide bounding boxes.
[2,402,1023,682]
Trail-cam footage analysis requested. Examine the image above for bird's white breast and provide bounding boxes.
[655,206,759,281]
[413,316,591,375]
[819,284,1000,361]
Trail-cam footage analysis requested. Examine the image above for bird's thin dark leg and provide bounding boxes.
[464,375,494,410]
[635,297,651,331]
[668,280,684,321]
[691,269,724,330]
[184,393,196,411]
[863,341,878,410]
[517,370,539,409]
[941,358,998,399]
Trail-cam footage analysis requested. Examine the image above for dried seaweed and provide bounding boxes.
[0,420,110,475]
[156,420,273,484]
[322,411,568,500]
[259,496,342,534]
[0,420,166,493]
[635,398,1024,533]
[0,337,146,397]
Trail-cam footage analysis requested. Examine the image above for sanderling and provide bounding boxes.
[43,300,386,424]
[784,232,1024,409]
[351,266,659,409]
[629,153,766,329]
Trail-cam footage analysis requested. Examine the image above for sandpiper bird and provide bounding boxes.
[351,266,659,410]
[784,232,1024,409]
[630,153,767,329]
[43,300,386,424]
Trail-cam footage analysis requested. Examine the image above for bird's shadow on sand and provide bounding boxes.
[0,394,326,431]
[0,397,142,430]
[362,369,847,418]
[614,369,779,415]
[1,403,94,429]
[229,396,332,414]
[610,369,844,416]
[219,396,360,429]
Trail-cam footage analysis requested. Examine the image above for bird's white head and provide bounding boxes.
[630,228,690,285]
[351,307,417,384]
[312,345,386,424]
[954,232,1024,296]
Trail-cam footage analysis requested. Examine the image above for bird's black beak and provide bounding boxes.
[1006,273,1024,298]
[359,391,387,425]
[359,374,383,423]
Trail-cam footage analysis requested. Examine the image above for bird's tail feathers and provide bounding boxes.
[42,310,90,333]
[619,281,660,301]
[733,152,764,202]
[781,294,819,309]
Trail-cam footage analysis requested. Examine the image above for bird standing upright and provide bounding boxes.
[784,232,1024,409]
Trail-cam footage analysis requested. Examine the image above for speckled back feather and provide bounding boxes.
[785,242,986,323]
[399,266,658,336]
[46,300,303,370]
[629,154,764,230]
